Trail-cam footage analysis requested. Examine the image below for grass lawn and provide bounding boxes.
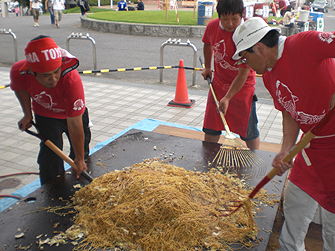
[65,7,218,25]
[64,7,280,26]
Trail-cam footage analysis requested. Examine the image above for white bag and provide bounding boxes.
[276,10,281,18]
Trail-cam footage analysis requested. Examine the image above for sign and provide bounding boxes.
[262,5,269,18]
[317,18,324,31]
[304,22,309,31]
[205,6,213,17]
[245,6,254,18]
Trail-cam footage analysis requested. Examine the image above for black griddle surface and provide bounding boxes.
[0,129,285,250]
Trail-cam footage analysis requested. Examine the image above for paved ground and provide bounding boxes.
[2,5,319,204]
[0,65,283,201]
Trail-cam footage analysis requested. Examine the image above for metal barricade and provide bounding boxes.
[160,38,198,86]
[66,32,97,70]
[0,28,18,62]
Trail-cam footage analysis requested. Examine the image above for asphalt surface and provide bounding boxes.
[1,8,335,98]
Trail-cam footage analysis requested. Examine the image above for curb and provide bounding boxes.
[80,16,206,38]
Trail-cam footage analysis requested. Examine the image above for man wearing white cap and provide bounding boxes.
[232,17,335,251]
[10,35,91,185]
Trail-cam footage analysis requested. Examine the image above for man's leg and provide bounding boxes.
[279,181,318,251]
[240,97,260,150]
[35,115,67,185]
[35,9,39,25]
[246,137,260,150]
[68,108,91,160]
[203,127,221,143]
[204,133,220,143]
[321,207,335,251]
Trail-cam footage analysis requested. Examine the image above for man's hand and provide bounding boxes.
[219,96,230,115]
[272,151,294,176]
[18,116,33,131]
[73,159,88,178]
[201,68,212,81]
[330,92,335,110]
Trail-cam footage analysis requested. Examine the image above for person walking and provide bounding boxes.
[15,6,19,17]
[201,0,260,150]
[78,0,90,16]
[10,35,91,185]
[45,0,55,26]
[232,17,335,251]
[30,0,41,27]
[52,0,65,28]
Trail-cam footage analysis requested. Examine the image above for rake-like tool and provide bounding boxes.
[220,106,335,217]
[205,76,266,170]
[199,56,265,171]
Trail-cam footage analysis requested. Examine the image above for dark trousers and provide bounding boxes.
[35,108,91,184]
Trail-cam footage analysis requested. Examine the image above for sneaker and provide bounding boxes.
[35,23,39,27]
[34,22,37,27]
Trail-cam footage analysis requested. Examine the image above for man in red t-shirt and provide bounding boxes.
[201,0,260,150]
[233,17,335,251]
[10,36,91,184]
[278,0,287,16]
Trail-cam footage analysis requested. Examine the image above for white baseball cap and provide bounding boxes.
[232,17,281,60]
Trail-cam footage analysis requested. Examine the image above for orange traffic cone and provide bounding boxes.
[168,59,195,108]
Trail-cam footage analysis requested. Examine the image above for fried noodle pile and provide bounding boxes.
[72,159,277,251]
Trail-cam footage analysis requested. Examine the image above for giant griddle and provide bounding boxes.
[0,129,286,250]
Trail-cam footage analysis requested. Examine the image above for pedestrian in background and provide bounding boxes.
[30,0,41,27]
[45,0,55,26]
[52,0,65,28]
[15,6,19,16]
[78,0,90,16]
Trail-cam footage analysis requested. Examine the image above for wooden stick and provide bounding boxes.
[44,140,93,182]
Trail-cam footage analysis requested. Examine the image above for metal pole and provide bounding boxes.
[159,38,198,86]
[0,28,18,62]
[66,32,97,70]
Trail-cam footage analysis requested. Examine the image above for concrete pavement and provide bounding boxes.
[0,7,284,208]
[0,65,283,206]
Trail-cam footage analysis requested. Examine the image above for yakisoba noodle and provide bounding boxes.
[72,159,278,251]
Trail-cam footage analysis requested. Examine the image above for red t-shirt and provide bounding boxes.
[263,31,335,213]
[10,53,85,119]
[202,18,256,137]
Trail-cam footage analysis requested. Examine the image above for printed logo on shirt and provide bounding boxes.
[73,99,84,111]
[276,80,325,124]
[213,40,238,71]
[26,47,62,63]
[33,91,65,113]
[319,32,335,44]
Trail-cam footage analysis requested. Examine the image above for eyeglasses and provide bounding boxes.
[234,51,248,66]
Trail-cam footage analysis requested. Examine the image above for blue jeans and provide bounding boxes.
[48,6,55,25]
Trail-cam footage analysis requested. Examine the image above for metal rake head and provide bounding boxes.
[210,145,266,172]
[218,200,244,217]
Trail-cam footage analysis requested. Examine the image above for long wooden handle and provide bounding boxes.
[44,140,93,182]
[207,77,235,139]
[249,107,335,199]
